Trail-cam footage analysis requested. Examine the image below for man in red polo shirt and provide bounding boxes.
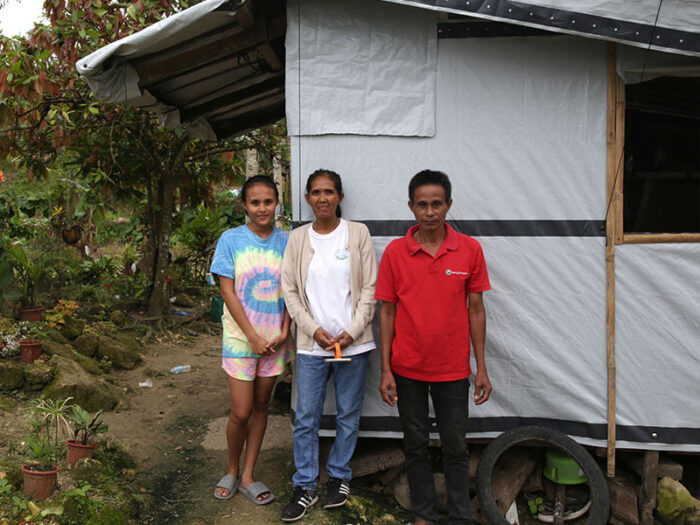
[376,170,492,525]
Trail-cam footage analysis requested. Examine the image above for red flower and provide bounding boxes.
[105,283,111,288]
[166,276,171,283]
[0,171,5,182]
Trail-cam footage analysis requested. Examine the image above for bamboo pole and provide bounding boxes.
[605,43,618,478]
[623,233,700,244]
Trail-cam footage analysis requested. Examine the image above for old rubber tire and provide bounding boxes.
[475,425,609,525]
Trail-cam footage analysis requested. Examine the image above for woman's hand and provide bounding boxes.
[250,334,271,356]
[327,331,353,351]
[313,327,334,349]
[266,328,289,352]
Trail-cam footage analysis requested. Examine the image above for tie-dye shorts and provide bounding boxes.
[222,347,292,381]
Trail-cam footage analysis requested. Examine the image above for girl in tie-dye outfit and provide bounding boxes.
[210,175,293,505]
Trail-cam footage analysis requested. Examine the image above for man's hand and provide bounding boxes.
[313,327,334,349]
[250,334,272,356]
[327,331,353,351]
[379,371,398,407]
[474,369,492,405]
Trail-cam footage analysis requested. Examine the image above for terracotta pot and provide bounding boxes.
[66,440,97,466]
[19,306,45,322]
[19,340,42,364]
[22,463,58,500]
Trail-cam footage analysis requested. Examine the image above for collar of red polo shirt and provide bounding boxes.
[405,223,459,257]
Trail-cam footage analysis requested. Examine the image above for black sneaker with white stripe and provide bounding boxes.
[323,477,350,509]
[281,487,318,522]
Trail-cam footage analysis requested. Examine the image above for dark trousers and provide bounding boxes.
[395,374,472,525]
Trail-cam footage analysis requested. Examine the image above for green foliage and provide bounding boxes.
[6,242,54,307]
[67,405,108,445]
[26,396,73,468]
[25,420,57,468]
[528,495,545,516]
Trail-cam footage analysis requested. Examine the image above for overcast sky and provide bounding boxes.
[0,0,45,37]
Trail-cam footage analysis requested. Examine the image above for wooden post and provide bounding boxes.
[640,450,659,525]
[605,42,620,478]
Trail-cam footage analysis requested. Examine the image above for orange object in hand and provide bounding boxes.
[324,341,351,363]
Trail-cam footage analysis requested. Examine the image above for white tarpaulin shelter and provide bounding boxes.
[285,0,700,454]
[78,0,700,454]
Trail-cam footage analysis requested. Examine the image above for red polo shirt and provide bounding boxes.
[375,223,490,382]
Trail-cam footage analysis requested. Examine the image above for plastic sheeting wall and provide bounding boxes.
[285,0,437,137]
[615,244,700,452]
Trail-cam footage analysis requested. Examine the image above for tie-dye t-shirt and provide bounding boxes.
[210,225,292,358]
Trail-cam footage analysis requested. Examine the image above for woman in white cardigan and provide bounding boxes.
[280,169,377,522]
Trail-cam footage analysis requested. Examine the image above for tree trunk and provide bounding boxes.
[147,174,177,317]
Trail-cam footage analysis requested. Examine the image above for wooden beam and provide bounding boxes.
[213,101,285,139]
[623,233,700,244]
[207,90,285,122]
[134,16,286,87]
[605,42,618,478]
[180,75,283,121]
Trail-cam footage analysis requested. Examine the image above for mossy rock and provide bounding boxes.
[43,341,103,375]
[73,333,99,358]
[69,458,105,484]
[96,336,142,370]
[109,310,127,326]
[657,477,700,525]
[61,316,86,340]
[85,506,126,525]
[0,359,24,390]
[24,362,55,391]
[43,354,122,412]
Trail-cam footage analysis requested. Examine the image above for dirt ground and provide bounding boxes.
[103,328,405,525]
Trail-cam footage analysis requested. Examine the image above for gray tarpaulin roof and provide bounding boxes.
[76,0,285,141]
[384,0,700,57]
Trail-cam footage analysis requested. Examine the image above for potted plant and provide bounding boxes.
[7,244,51,321]
[19,321,47,365]
[66,405,108,466]
[22,397,72,500]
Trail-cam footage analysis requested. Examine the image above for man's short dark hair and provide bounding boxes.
[408,170,452,203]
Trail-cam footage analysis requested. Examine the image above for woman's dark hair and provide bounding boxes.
[409,170,452,203]
[240,175,279,203]
[306,169,343,218]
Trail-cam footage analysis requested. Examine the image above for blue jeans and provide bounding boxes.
[395,374,472,525]
[292,352,369,491]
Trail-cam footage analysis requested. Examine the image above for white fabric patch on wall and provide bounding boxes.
[290,36,606,222]
[285,0,438,137]
[615,244,700,432]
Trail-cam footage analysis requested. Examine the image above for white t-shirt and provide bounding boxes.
[299,219,374,357]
